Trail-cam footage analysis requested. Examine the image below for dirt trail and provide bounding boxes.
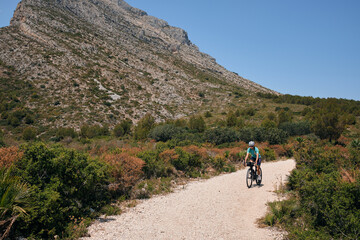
[83,159,296,240]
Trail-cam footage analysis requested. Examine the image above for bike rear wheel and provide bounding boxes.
[246,168,253,188]
[256,167,262,185]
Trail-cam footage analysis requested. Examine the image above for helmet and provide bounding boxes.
[249,141,255,147]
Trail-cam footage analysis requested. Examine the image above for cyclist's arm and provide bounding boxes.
[244,152,249,162]
[255,152,259,164]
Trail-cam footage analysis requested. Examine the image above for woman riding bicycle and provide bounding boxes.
[244,141,262,181]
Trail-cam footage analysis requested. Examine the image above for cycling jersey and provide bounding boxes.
[247,147,261,159]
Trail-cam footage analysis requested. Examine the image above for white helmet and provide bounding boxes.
[249,141,255,147]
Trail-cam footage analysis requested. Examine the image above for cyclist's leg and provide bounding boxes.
[256,158,261,175]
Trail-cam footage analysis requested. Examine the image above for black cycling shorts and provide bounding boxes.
[251,157,261,166]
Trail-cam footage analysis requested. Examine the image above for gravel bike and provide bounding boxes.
[245,161,262,188]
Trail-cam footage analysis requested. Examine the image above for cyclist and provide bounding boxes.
[244,141,262,181]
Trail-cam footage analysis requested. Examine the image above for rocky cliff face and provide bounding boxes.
[0,0,277,127]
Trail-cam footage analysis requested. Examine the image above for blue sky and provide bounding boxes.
[1,1,359,100]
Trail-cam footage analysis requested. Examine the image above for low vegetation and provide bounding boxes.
[0,92,359,239]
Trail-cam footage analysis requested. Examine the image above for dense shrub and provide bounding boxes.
[238,127,288,145]
[80,124,109,138]
[134,114,155,140]
[0,130,4,147]
[188,115,206,133]
[137,150,170,178]
[13,143,110,238]
[312,111,345,141]
[262,148,276,161]
[204,127,239,145]
[265,128,288,145]
[56,127,78,140]
[269,141,360,239]
[22,127,37,141]
[279,121,311,136]
[113,119,132,137]
[101,153,144,192]
[149,124,185,142]
[261,119,277,129]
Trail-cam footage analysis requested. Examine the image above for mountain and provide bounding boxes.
[0,0,277,128]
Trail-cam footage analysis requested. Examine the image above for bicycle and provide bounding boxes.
[245,161,262,188]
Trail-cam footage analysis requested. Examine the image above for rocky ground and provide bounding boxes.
[82,159,296,240]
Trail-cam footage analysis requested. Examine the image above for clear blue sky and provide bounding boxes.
[1,1,360,100]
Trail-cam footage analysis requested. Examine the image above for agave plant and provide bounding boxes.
[0,168,29,240]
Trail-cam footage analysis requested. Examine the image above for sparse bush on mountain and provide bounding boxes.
[188,115,206,133]
[22,127,37,141]
[56,127,78,140]
[134,114,155,140]
[80,124,109,138]
[113,119,132,137]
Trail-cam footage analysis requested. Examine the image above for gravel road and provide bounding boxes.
[83,159,296,240]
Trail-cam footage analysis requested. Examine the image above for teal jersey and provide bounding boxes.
[247,147,261,158]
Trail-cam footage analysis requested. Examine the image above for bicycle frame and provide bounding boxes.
[245,161,262,188]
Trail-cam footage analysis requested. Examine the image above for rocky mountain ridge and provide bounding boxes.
[0,0,277,128]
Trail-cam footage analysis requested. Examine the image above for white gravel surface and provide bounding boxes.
[83,159,296,240]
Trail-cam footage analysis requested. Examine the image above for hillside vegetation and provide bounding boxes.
[1,92,360,239]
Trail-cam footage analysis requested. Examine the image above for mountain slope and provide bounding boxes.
[0,0,277,128]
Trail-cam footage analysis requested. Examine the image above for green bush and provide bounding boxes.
[279,121,311,136]
[238,127,287,144]
[204,111,212,118]
[134,114,155,140]
[137,150,169,178]
[265,128,288,145]
[56,127,78,140]
[188,115,206,133]
[283,143,360,239]
[149,124,185,142]
[172,148,190,171]
[113,119,132,137]
[0,130,4,147]
[22,127,37,141]
[262,148,276,161]
[204,127,239,145]
[80,124,109,138]
[13,143,110,239]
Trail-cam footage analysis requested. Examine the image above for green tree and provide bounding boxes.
[22,127,37,141]
[188,115,206,133]
[312,111,345,141]
[134,114,155,140]
[113,119,132,137]
[226,111,237,127]
[261,119,277,129]
[277,110,292,126]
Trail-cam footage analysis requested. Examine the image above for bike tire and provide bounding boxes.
[256,167,262,185]
[246,168,253,188]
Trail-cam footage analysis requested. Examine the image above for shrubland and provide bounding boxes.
[0,93,359,239]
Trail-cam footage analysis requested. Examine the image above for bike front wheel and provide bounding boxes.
[246,168,253,188]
